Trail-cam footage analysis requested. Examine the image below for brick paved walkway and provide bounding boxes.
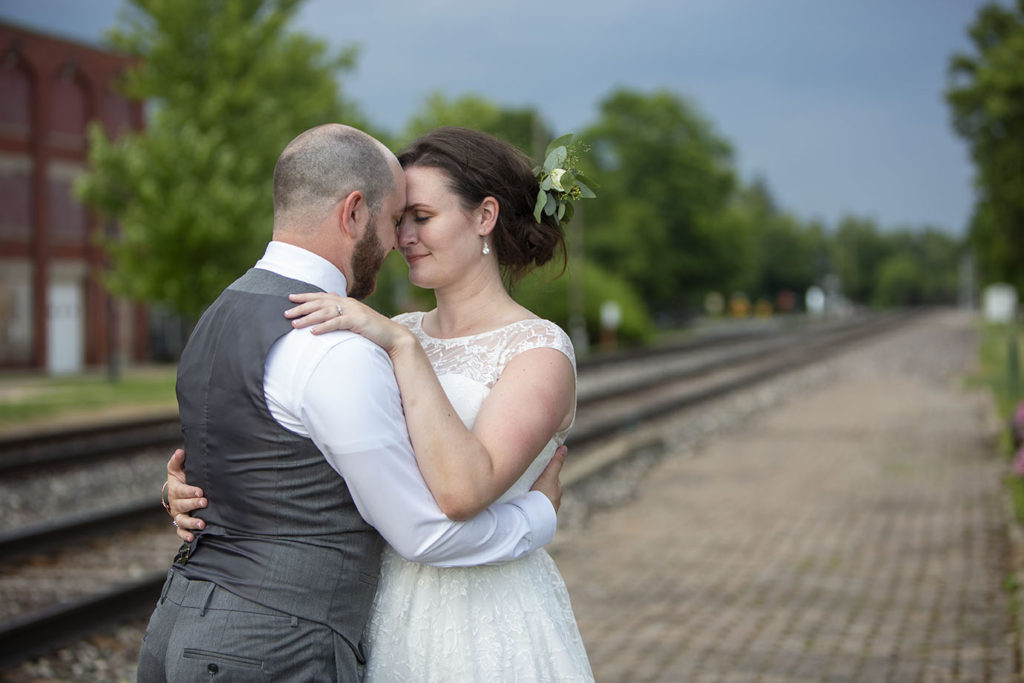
[553,311,1018,682]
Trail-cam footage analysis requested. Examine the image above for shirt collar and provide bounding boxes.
[254,241,348,295]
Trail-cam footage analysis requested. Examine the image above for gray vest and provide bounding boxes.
[174,267,384,659]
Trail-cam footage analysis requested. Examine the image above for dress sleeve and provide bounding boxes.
[499,320,577,374]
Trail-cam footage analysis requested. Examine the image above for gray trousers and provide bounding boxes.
[137,568,362,682]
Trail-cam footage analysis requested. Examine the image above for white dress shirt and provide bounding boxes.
[255,241,556,567]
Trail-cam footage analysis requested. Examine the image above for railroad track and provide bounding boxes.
[0,414,181,476]
[0,320,784,477]
[0,310,918,671]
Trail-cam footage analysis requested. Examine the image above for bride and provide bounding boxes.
[169,127,594,681]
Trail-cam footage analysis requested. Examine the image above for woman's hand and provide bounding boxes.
[529,445,568,513]
[285,292,413,357]
[165,449,207,543]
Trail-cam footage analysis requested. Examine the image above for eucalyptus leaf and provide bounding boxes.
[557,202,565,221]
[559,171,576,191]
[544,193,556,216]
[545,133,574,159]
[543,146,567,173]
[575,172,599,189]
[541,176,552,191]
[563,202,575,224]
[577,181,596,199]
[534,188,546,222]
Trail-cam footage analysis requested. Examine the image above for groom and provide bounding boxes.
[137,124,566,681]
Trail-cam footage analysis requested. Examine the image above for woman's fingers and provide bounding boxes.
[287,291,341,305]
[284,301,324,320]
[285,293,356,332]
[175,510,204,542]
[169,482,207,517]
[286,302,341,325]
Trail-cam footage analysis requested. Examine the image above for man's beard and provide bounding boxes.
[348,221,385,300]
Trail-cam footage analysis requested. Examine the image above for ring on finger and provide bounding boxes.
[336,304,343,316]
[172,520,178,528]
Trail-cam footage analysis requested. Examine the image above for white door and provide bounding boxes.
[47,282,83,375]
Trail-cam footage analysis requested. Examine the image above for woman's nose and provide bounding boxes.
[397,220,416,246]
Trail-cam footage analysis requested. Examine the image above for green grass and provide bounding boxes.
[0,365,178,429]
[978,322,1024,418]
[975,321,1024,523]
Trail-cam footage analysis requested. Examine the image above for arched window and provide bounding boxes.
[0,53,33,242]
[0,53,32,140]
[48,65,88,151]
[0,156,33,242]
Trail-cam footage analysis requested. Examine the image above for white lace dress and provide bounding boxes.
[363,311,594,682]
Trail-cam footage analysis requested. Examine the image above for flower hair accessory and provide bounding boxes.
[533,133,597,227]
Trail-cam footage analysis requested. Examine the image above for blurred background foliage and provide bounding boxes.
[946,0,1024,298]
[76,0,1022,351]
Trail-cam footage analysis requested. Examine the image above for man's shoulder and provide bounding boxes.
[284,328,392,371]
[267,327,397,415]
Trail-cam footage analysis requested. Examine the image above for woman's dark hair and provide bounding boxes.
[398,127,566,285]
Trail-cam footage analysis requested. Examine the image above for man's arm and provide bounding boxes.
[290,333,559,567]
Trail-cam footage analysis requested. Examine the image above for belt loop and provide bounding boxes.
[199,583,215,617]
[159,570,173,605]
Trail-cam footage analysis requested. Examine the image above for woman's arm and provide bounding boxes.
[286,292,575,520]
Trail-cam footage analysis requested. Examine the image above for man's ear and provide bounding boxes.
[339,191,367,239]
[477,196,498,237]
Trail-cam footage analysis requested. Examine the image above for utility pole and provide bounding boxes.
[568,202,588,355]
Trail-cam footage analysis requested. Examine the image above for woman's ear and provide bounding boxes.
[477,196,499,236]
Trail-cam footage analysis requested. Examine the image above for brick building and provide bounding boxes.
[0,20,149,372]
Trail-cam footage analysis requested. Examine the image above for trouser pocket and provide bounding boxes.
[182,648,264,677]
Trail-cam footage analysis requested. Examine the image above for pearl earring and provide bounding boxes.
[482,238,490,255]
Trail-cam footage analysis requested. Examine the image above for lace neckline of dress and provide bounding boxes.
[411,312,545,343]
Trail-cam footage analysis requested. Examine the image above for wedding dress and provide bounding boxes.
[363,311,594,682]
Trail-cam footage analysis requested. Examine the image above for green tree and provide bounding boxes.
[726,179,826,306]
[512,259,655,346]
[76,0,366,320]
[582,89,738,318]
[831,215,890,304]
[757,215,824,303]
[400,92,544,157]
[873,253,925,306]
[872,228,962,306]
[947,0,1024,293]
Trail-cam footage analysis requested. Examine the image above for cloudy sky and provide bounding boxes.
[0,0,993,235]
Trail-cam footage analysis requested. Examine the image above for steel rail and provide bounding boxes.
[575,313,892,407]
[0,571,166,671]
[0,415,181,476]
[564,310,917,457]
[0,500,166,561]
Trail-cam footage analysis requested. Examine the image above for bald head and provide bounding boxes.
[273,124,399,233]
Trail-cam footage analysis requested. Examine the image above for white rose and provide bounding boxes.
[549,168,567,192]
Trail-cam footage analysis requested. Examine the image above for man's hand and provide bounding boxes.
[530,445,567,513]
[166,449,207,542]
